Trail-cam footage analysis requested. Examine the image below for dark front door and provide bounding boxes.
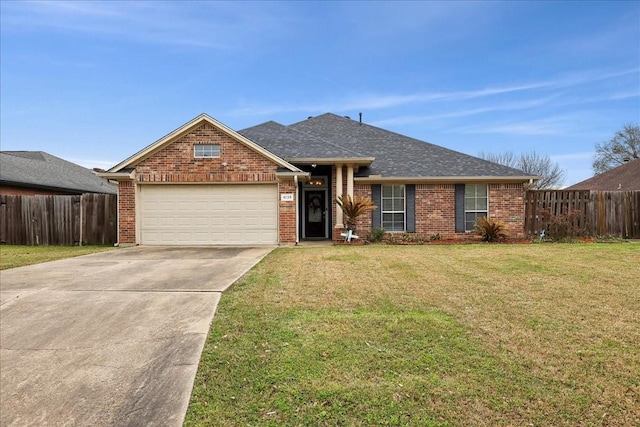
[305,190,326,238]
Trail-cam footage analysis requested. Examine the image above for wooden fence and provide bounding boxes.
[524,190,640,238]
[0,194,117,245]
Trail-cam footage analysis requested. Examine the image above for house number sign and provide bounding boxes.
[280,193,294,201]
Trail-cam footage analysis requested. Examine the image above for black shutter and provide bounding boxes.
[406,184,415,232]
[455,184,465,233]
[372,184,381,228]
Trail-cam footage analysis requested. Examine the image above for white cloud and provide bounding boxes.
[229,65,638,120]
[455,117,572,136]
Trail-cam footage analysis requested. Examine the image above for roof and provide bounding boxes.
[108,114,302,174]
[239,121,370,162]
[241,113,536,181]
[565,158,640,191]
[0,151,117,194]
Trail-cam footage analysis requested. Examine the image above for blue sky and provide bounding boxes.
[1,1,638,186]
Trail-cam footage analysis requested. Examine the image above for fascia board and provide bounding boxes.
[354,175,540,184]
[286,157,375,165]
[275,171,311,178]
[96,171,135,181]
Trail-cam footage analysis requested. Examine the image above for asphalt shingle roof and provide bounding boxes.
[241,113,531,178]
[239,120,366,160]
[565,158,640,191]
[0,151,117,194]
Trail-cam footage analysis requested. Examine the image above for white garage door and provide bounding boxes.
[139,184,278,245]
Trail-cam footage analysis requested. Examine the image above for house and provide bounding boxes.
[564,158,640,191]
[0,151,117,196]
[101,113,537,246]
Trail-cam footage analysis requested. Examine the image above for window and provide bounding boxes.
[194,144,220,158]
[464,184,488,231]
[382,185,405,232]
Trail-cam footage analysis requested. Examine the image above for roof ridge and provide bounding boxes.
[1,151,47,161]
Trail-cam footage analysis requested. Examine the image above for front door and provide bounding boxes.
[304,190,326,238]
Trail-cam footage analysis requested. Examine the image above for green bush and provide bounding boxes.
[367,227,386,243]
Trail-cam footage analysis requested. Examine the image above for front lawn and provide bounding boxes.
[186,244,640,426]
[0,245,115,270]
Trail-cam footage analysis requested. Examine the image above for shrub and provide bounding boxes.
[335,195,377,232]
[401,233,425,244]
[474,216,508,242]
[545,210,584,241]
[537,208,586,242]
[367,227,386,243]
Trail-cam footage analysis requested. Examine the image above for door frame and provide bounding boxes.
[301,176,329,239]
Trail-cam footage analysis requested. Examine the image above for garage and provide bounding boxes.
[139,184,278,245]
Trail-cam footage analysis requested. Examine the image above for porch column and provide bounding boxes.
[335,164,344,228]
[347,164,354,198]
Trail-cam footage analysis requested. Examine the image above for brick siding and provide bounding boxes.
[116,122,292,244]
[334,182,526,241]
[415,184,457,238]
[117,181,136,244]
[136,123,278,182]
[278,179,297,244]
[489,183,526,238]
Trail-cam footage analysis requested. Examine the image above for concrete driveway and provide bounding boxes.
[0,246,274,427]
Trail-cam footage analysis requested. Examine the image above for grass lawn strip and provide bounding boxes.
[0,245,115,270]
[186,244,639,426]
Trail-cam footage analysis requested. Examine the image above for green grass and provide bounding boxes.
[0,245,115,270]
[185,243,640,426]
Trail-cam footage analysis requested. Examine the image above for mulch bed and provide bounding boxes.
[335,238,534,246]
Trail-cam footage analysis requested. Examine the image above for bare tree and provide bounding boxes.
[593,124,640,174]
[479,150,566,190]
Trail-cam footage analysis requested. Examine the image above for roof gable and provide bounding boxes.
[108,114,301,173]
[0,151,117,194]
[565,158,640,190]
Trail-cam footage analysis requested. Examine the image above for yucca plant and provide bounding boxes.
[474,216,509,242]
[335,195,377,232]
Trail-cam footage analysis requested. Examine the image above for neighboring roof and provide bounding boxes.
[0,151,117,194]
[565,158,640,191]
[242,113,536,180]
[108,113,302,174]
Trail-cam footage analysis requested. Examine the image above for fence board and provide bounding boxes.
[0,194,116,246]
[525,190,640,239]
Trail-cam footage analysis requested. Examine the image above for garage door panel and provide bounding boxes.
[140,184,278,245]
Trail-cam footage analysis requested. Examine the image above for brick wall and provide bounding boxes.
[136,123,278,182]
[415,184,457,238]
[353,184,373,238]
[278,179,297,243]
[330,181,526,241]
[413,183,525,240]
[117,181,136,244]
[489,183,526,238]
[115,122,295,244]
